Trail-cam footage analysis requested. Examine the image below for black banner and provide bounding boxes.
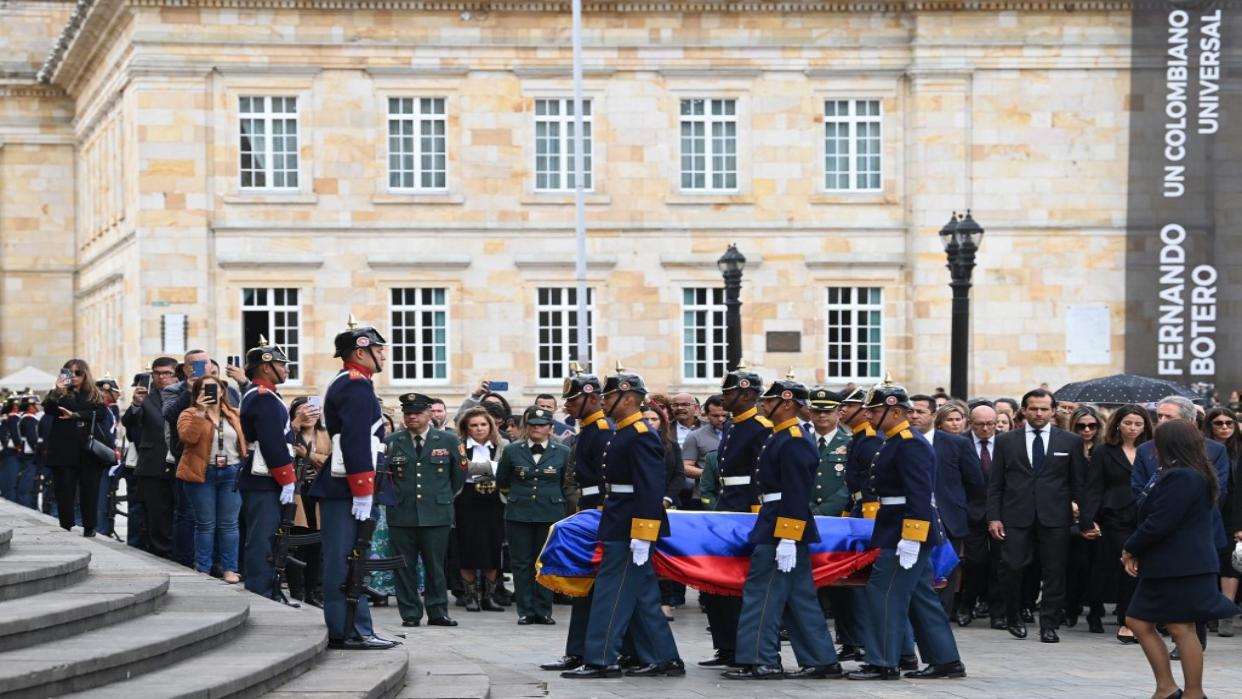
[1126,0,1242,401]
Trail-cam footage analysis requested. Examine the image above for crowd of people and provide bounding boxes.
[0,338,1238,696]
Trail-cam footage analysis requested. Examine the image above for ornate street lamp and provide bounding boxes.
[717,244,747,372]
[939,211,985,399]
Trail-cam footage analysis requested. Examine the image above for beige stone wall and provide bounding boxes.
[5,1,1136,400]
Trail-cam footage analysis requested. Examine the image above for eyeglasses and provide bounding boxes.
[1213,419,1236,428]
[152,370,175,377]
[671,402,696,409]
[972,421,997,428]
[1074,422,1098,432]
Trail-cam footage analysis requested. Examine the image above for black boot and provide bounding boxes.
[464,580,481,612]
[481,579,505,612]
[493,580,513,607]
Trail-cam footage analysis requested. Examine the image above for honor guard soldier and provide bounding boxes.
[725,378,842,680]
[808,388,851,518]
[846,382,965,681]
[1,396,18,503]
[238,337,297,600]
[541,368,613,671]
[385,392,465,628]
[563,368,683,679]
[310,316,400,650]
[497,406,571,625]
[699,362,772,669]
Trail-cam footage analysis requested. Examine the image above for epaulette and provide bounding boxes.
[899,429,913,440]
[348,368,365,380]
[864,425,877,437]
[633,421,649,434]
[789,426,803,439]
[756,416,774,428]
[595,418,609,430]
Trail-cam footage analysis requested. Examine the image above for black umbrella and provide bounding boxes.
[1053,373,1200,406]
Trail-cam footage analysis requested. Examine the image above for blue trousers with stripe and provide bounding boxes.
[735,543,836,668]
[583,540,678,666]
[864,546,959,668]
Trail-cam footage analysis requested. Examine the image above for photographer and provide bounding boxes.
[288,395,330,605]
[42,359,112,536]
[177,375,245,583]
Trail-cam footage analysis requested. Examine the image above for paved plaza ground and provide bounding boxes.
[372,589,1242,699]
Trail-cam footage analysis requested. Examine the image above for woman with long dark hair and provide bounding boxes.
[1080,404,1151,641]
[455,406,508,612]
[1124,420,1239,699]
[288,396,330,605]
[1065,404,1106,630]
[1204,406,1242,636]
[42,358,112,536]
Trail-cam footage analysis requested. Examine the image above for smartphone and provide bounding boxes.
[307,396,321,411]
[203,383,219,404]
[191,360,208,378]
[227,355,241,368]
[488,380,510,392]
[59,368,74,386]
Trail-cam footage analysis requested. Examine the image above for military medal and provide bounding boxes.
[835,464,844,474]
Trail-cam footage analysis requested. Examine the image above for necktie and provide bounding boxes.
[1031,429,1045,472]
[980,440,992,476]
[531,444,545,455]
[414,435,424,458]
[818,436,828,451]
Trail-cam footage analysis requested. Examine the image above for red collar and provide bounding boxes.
[344,362,374,379]
[251,379,278,392]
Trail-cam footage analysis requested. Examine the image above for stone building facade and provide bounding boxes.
[0,0,1130,402]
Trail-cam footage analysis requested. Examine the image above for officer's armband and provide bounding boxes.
[901,518,930,542]
[775,516,807,542]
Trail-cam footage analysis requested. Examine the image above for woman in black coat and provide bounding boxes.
[42,359,112,536]
[1204,406,1242,637]
[1079,404,1152,642]
[1123,420,1239,699]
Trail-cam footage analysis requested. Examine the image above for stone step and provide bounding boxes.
[0,545,91,602]
[62,593,328,699]
[0,571,170,652]
[0,527,12,555]
[264,647,411,699]
[0,591,250,698]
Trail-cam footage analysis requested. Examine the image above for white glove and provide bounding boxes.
[279,483,295,505]
[351,495,373,521]
[775,538,797,573]
[630,538,651,566]
[108,463,122,478]
[896,538,920,570]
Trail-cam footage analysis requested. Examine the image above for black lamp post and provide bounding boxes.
[718,244,747,372]
[939,211,985,400]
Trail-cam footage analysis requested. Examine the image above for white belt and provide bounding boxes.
[761,493,782,503]
[721,476,751,486]
[580,486,600,496]
[879,496,906,505]
[608,484,634,493]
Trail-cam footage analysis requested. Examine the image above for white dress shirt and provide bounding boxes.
[1024,423,1048,465]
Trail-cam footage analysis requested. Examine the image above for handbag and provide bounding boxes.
[86,411,116,466]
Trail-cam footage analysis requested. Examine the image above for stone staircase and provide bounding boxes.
[0,499,411,699]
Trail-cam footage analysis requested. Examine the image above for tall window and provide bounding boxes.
[824,99,882,191]
[826,287,883,381]
[388,97,447,190]
[242,288,301,381]
[534,98,592,191]
[536,287,594,381]
[239,96,298,189]
[680,98,737,191]
[390,288,449,382]
[682,287,727,382]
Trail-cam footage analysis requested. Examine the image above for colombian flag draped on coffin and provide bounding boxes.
[536,510,958,597]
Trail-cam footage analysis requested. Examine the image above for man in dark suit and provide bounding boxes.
[1131,396,1231,513]
[910,395,984,618]
[986,388,1080,643]
[962,402,1005,627]
[124,356,179,559]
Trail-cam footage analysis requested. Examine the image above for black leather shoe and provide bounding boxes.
[1040,627,1060,643]
[517,616,535,625]
[835,645,863,662]
[428,616,458,627]
[331,635,401,650]
[626,659,685,677]
[1007,622,1028,639]
[899,655,919,671]
[698,652,737,667]
[722,664,784,680]
[990,618,1008,630]
[1117,631,1139,645]
[846,665,899,680]
[905,661,967,679]
[779,629,791,642]
[786,663,844,679]
[83,529,96,538]
[1021,607,1035,623]
[617,654,642,669]
[401,619,420,627]
[955,609,973,627]
[561,664,622,679]
[1089,616,1105,634]
[540,655,582,671]
[534,615,556,625]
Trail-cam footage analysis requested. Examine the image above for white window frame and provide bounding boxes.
[825,287,884,382]
[679,98,738,192]
[239,96,299,190]
[535,287,595,383]
[681,287,728,383]
[241,287,303,385]
[823,99,883,192]
[389,287,450,385]
[534,98,593,192]
[387,97,448,192]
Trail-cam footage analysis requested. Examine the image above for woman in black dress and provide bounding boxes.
[1065,404,1105,631]
[42,359,112,536]
[1204,407,1242,636]
[455,406,507,612]
[1124,420,1239,699]
[1080,404,1151,642]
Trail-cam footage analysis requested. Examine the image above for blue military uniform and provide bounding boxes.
[0,403,19,504]
[238,378,296,599]
[17,399,42,510]
[731,379,839,678]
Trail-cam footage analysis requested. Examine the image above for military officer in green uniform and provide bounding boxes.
[808,388,851,518]
[385,392,466,627]
[497,406,571,625]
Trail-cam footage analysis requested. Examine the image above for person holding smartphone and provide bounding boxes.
[176,375,245,583]
[41,359,112,536]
